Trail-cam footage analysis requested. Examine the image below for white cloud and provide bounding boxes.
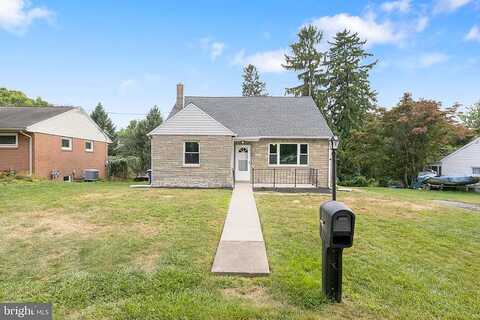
[465,25,480,42]
[199,37,225,61]
[0,0,53,34]
[419,52,449,67]
[234,9,428,73]
[310,13,406,46]
[381,0,411,13]
[415,16,429,32]
[433,0,472,13]
[232,49,286,73]
[119,79,137,94]
[210,42,225,60]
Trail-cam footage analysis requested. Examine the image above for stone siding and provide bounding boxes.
[151,135,234,188]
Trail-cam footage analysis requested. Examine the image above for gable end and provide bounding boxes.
[149,103,236,136]
[26,108,112,143]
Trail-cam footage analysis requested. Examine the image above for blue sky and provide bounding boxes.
[1,0,479,128]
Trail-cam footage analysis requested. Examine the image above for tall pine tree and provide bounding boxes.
[90,102,118,155]
[242,64,267,96]
[283,25,326,100]
[323,30,377,140]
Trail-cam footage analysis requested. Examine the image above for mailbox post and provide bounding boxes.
[330,136,339,201]
[320,200,355,302]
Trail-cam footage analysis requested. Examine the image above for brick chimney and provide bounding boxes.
[176,82,184,109]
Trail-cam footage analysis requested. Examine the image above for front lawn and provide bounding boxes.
[0,182,478,319]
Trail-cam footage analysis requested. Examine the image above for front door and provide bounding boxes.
[235,145,251,181]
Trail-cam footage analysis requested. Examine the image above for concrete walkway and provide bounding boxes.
[211,182,270,275]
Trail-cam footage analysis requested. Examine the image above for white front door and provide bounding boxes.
[235,145,251,181]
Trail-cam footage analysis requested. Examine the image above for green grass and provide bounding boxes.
[359,187,480,204]
[0,182,479,319]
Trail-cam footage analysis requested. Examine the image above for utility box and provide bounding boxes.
[147,169,152,184]
[319,200,356,302]
[320,201,355,249]
[84,169,99,182]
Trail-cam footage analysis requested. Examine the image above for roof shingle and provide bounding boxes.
[0,106,74,129]
[168,96,333,138]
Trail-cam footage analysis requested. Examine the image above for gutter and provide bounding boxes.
[233,136,333,141]
[0,128,24,131]
[19,131,33,176]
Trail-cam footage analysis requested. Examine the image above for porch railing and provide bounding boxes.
[251,168,319,189]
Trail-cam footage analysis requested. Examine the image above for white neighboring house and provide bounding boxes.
[438,137,480,177]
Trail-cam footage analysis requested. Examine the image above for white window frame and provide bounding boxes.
[61,137,72,151]
[268,143,278,166]
[0,133,18,148]
[183,141,200,167]
[268,143,309,166]
[85,140,94,152]
[473,167,480,176]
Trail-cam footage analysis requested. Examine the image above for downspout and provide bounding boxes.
[19,131,32,176]
[106,140,109,179]
[232,137,236,188]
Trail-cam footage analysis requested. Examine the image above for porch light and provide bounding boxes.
[330,136,339,150]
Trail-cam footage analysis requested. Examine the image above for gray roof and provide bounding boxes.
[0,106,75,130]
[168,96,333,138]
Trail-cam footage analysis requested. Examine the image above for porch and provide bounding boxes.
[232,140,330,192]
[247,168,330,192]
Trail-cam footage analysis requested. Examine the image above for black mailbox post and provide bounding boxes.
[320,200,355,302]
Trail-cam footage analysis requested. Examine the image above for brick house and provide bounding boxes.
[0,106,111,180]
[149,84,334,189]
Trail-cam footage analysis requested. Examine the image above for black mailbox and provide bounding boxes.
[319,200,355,303]
[320,201,355,249]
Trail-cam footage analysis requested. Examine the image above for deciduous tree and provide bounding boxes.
[383,93,469,187]
[340,108,388,181]
[117,105,163,172]
[460,101,480,134]
[0,87,49,107]
[340,94,473,187]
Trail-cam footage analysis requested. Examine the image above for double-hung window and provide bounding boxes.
[0,133,18,148]
[473,167,480,176]
[61,137,72,151]
[268,143,309,166]
[85,140,94,152]
[184,142,200,165]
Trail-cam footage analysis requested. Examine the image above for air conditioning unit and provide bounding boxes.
[84,169,99,182]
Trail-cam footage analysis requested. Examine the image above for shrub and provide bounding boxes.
[340,175,377,187]
[0,170,42,184]
[108,156,141,179]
